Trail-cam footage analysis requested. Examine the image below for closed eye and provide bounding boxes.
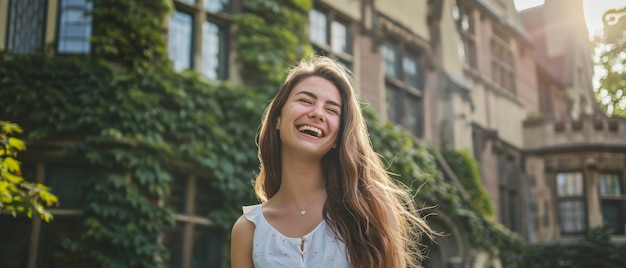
[298,98,313,104]
[326,107,339,115]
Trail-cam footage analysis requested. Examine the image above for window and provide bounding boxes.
[165,173,223,267]
[383,43,424,137]
[57,0,93,54]
[5,0,47,53]
[556,172,587,234]
[169,11,194,71]
[599,173,624,235]
[0,163,90,267]
[490,26,515,93]
[454,4,477,69]
[168,0,230,80]
[308,8,353,68]
[498,155,520,232]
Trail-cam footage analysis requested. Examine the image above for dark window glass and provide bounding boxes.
[406,94,423,137]
[37,217,91,268]
[169,173,187,213]
[163,227,184,268]
[168,11,194,71]
[0,217,30,268]
[6,0,47,53]
[195,178,217,216]
[45,165,87,210]
[57,0,92,54]
[558,200,586,233]
[601,200,624,235]
[191,227,223,267]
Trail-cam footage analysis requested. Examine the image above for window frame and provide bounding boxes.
[454,3,477,69]
[489,25,516,94]
[55,0,93,55]
[168,0,232,80]
[308,5,354,69]
[5,0,48,54]
[555,172,588,235]
[498,154,521,232]
[382,41,425,137]
[165,171,222,267]
[598,172,625,235]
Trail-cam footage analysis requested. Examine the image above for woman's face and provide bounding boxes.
[277,76,343,158]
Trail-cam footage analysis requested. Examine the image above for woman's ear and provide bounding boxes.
[276,117,280,130]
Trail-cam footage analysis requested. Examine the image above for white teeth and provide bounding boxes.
[298,125,323,137]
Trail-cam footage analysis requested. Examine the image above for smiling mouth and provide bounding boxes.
[298,125,323,138]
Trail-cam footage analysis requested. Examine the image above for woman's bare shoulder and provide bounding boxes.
[231,215,255,268]
[232,214,255,239]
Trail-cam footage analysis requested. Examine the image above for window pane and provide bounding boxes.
[194,177,218,216]
[58,0,93,54]
[6,0,47,53]
[599,174,622,196]
[168,11,194,71]
[204,0,230,13]
[45,165,87,210]
[601,200,625,235]
[37,218,91,268]
[191,227,224,267]
[386,85,400,124]
[558,200,586,234]
[382,45,398,79]
[309,9,328,45]
[163,227,184,268]
[556,172,583,196]
[402,56,420,88]
[406,95,423,137]
[169,173,187,213]
[331,20,349,54]
[202,21,222,80]
[0,217,30,268]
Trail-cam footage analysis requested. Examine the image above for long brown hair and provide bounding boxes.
[255,56,432,267]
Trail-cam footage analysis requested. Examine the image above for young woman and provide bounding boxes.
[231,56,433,268]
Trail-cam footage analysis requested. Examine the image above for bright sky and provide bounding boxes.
[513,0,626,39]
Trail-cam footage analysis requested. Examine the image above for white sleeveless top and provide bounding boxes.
[243,204,349,268]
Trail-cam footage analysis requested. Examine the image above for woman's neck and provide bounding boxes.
[278,153,325,200]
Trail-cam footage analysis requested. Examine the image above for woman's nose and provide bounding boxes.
[308,105,325,121]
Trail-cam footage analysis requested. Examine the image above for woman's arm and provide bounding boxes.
[230,215,255,268]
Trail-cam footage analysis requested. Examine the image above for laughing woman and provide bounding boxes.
[231,56,433,268]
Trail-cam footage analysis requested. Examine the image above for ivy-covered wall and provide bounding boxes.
[0,0,524,267]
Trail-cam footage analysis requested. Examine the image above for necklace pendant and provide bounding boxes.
[300,210,306,216]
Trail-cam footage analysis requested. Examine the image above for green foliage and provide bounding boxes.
[441,150,494,216]
[593,9,626,118]
[519,227,626,268]
[90,0,173,72]
[235,0,312,91]
[0,121,59,222]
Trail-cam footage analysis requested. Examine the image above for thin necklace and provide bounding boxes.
[294,191,325,216]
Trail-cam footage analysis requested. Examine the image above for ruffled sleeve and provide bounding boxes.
[242,204,261,225]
